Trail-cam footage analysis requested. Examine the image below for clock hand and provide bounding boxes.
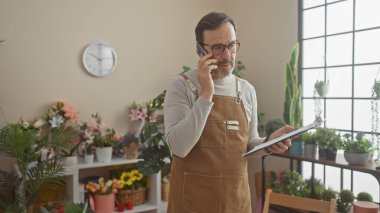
[90,53,102,61]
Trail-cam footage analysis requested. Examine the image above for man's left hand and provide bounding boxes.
[266,125,294,154]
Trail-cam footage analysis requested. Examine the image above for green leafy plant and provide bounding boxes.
[283,43,302,128]
[232,60,245,78]
[337,189,354,213]
[356,191,373,202]
[315,128,341,151]
[0,122,76,212]
[269,170,307,197]
[341,133,374,153]
[322,187,337,201]
[302,131,317,145]
[264,119,286,138]
[304,178,324,199]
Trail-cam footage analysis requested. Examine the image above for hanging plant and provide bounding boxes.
[372,80,380,100]
[314,80,329,97]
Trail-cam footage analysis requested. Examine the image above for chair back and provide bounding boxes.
[262,189,336,213]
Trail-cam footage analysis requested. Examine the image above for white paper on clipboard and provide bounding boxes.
[242,118,324,157]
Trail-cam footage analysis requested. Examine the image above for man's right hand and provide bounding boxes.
[197,53,217,101]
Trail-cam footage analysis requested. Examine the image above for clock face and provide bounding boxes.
[82,42,117,77]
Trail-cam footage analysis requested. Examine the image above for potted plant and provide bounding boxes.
[264,119,286,139]
[0,120,77,212]
[85,177,123,213]
[337,189,354,213]
[322,187,337,202]
[314,80,330,97]
[302,132,317,158]
[342,133,374,165]
[315,128,341,160]
[353,192,379,213]
[357,192,373,202]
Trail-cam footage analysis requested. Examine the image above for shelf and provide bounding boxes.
[63,158,143,175]
[116,203,159,213]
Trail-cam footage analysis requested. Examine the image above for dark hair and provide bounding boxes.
[195,12,236,44]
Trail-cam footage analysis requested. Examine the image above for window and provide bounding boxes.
[300,0,380,202]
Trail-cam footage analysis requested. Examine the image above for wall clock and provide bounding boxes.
[82,41,117,77]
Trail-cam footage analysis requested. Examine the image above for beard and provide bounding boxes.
[211,58,235,80]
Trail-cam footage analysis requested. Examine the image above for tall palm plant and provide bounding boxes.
[0,123,78,212]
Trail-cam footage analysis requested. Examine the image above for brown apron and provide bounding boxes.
[167,75,251,213]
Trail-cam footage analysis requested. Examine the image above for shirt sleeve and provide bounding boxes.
[164,76,213,158]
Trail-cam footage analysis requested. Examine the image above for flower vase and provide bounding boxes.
[64,156,78,166]
[84,154,94,164]
[92,193,115,213]
[125,142,139,159]
[96,147,113,163]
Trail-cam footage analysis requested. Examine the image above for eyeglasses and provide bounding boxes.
[201,40,240,55]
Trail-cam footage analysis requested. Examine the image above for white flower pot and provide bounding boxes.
[64,156,78,166]
[84,154,94,164]
[96,147,113,162]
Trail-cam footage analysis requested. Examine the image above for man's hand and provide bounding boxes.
[197,53,217,101]
[266,125,294,154]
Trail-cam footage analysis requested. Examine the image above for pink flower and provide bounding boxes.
[150,111,158,122]
[130,109,140,121]
[113,133,123,141]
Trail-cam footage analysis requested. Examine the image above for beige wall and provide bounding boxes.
[0,0,298,208]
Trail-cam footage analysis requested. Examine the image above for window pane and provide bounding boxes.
[326,66,352,97]
[327,0,353,35]
[355,29,380,64]
[343,169,352,189]
[353,100,371,132]
[353,172,379,203]
[303,68,324,97]
[325,166,341,189]
[326,33,352,66]
[326,99,352,130]
[303,99,325,125]
[354,65,380,97]
[303,38,325,68]
[303,7,325,38]
[303,0,324,9]
[356,0,380,30]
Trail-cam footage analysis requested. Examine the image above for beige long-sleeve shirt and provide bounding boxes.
[164,70,265,158]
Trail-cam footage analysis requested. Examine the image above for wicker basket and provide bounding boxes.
[161,183,170,201]
[117,188,147,205]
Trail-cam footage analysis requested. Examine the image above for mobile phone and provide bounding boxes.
[196,42,208,57]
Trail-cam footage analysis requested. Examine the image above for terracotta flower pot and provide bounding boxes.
[92,193,115,213]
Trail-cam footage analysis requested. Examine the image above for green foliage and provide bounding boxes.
[264,119,286,138]
[257,113,266,137]
[341,133,374,153]
[337,189,355,213]
[283,43,302,128]
[322,187,337,201]
[0,123,70,212]
[232,60,245,78]
[269,170,307,197]
[304,178,324,199]
[63,201,92,213]
[315,128,341,150]
[302,131,317,145]
[357,192,373,202]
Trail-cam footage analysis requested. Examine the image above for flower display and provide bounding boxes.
[119,169,147,190]
[85,177,123,195]
[45,100,79,128]
[128,101,157,123]
[78,113,122,148]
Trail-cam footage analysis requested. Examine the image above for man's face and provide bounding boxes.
[202,22,237,79]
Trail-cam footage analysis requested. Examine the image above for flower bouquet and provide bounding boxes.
[112,167,148,206]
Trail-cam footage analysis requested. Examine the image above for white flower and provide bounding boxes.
[33,118,45,128]
[163,157,171,164]
[22,121,29,129]
[49,116,64,128]
[158,140,165,147]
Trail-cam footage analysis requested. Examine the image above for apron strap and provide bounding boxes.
[180,73,199,101]
[235,76,242,105]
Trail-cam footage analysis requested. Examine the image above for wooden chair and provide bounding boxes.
[262,189,336,213]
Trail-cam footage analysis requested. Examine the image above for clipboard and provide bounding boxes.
[242,118,324,157]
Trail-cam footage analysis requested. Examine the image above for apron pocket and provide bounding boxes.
[222,175,250,213]
[182,172,221,213]
[200,120,226,148]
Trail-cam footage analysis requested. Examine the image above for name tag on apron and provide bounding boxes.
[227,125,239,131]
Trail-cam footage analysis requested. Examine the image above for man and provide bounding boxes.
[164,12,293,213]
